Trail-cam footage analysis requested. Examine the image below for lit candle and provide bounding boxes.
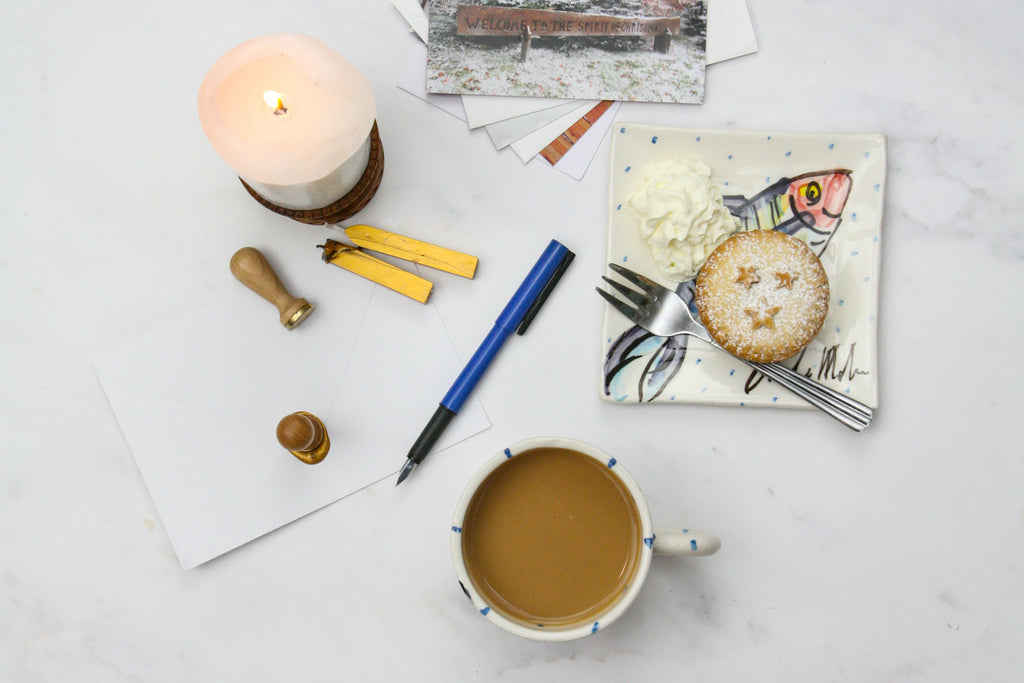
[197,34,381,221]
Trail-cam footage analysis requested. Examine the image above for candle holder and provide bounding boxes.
[239,121,384,225]
[199,34,383,226]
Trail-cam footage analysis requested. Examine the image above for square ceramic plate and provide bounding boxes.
[601,124,884,408]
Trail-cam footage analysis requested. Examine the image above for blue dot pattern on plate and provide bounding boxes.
[691,539,698,551]
[607,458,617,468]
[620,127,626,133]
[651,136,658,144]
[625,166,631,172]
[504,448,513,458]
[592,622,600,634]
[644,537,654,549]
[480,607,491,616]
[452,526,462,533]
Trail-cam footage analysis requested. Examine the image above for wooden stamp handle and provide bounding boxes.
[230,247,313,329]
[276,412,330,464]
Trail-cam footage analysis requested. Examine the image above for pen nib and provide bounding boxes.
[396,459,417,486]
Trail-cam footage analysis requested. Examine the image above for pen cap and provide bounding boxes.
[495,240,572,332]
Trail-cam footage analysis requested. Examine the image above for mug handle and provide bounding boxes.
[652,529,721,557]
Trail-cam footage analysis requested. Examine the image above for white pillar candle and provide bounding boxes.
[198,34,376,211]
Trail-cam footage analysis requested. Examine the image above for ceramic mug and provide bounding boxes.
[451,437,720,641]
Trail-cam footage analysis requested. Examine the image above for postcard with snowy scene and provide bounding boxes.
[425,0,707,103]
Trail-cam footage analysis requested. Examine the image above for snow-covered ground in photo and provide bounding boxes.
[426,36,705,102]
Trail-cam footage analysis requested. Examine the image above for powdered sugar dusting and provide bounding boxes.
[695,230,830,363]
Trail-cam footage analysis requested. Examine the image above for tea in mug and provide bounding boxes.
[460,447,643,627]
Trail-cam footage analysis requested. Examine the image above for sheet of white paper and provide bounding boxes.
[485,102,582,150]
[462,96,573,129]
[397,41,467,122]
[509,101,599,163]
[706,0,758,65]
[94,254,490,569]
[390,0,429,44]
[547,101,622,180]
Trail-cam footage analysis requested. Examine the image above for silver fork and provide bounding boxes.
[597,263,873,431]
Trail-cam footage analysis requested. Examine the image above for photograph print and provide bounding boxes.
[425,0,708,104]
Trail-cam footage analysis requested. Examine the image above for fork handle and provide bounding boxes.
[736,357,873,431]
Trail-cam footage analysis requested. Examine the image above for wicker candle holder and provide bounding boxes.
[240,121,384,225]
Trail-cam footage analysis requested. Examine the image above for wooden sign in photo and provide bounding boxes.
[456,6,680,38]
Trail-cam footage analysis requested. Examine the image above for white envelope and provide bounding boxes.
[94,253,490,569]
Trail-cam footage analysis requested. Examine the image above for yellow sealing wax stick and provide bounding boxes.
[319,240,433,303]
[344,224,478,279]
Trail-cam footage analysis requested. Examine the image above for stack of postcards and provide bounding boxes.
[392,0,757,179]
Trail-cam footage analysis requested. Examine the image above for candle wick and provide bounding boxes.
[273,99,288,116]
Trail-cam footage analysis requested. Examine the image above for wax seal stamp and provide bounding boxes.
[276,412,330,464]
[230,247,313,329]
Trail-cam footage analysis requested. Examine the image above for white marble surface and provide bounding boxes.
[2,1,1022,679]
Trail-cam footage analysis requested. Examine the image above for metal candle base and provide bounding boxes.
[240,121,384,225]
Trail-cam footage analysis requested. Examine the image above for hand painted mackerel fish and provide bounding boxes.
[604,169,853,402]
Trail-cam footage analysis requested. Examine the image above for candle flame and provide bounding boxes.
[263,90,287,115]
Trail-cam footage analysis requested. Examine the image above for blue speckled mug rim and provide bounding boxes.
[451,436,655,642]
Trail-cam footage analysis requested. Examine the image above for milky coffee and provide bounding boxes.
[460,447,643,627]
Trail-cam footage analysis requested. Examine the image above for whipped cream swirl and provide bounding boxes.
[628,155,742,282]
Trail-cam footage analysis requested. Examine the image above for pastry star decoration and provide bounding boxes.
[774,270,797,289]
[735,265,761,288]
[744,298,781,331]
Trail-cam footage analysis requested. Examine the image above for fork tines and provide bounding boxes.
[608,262,660,292]
[597,263,664,324]
[600,275,646,306]
[595,286,641,323]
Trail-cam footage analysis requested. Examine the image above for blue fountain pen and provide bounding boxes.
[396,239,574,485]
